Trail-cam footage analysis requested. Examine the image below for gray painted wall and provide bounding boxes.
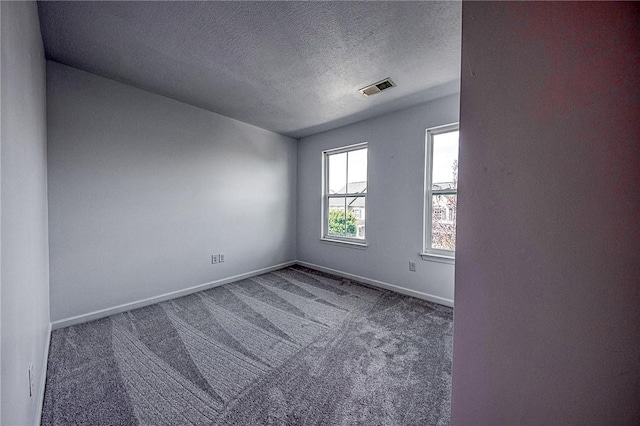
[1,1,50,424]
[47,62,297,322]
[452,2,640,424]
[296,95,459,304]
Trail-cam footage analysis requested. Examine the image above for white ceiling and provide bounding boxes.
[37,1,461,139]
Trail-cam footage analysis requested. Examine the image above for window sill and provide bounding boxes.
[320,237,368,249]
[420,252,455,264]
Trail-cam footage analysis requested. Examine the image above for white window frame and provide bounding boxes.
[422,123,459,263]
[321,142,368,247]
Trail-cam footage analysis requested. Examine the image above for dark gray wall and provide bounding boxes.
[297,95,459,304]
[1,1,50,424]
[452,2,640,424]
[47,62,297,323]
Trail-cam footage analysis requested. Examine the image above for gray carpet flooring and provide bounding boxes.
[41,266,453,425]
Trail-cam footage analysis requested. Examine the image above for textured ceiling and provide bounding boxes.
[37,1,461,139]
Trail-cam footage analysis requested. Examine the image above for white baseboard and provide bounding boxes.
[295,261,454,308]
[50,259,452,331]
[35,322,52,426]
[51,261,297,330]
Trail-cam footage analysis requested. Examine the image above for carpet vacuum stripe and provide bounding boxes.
[199,292,301,352]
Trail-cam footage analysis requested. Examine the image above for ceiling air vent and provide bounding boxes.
[359,78,396,97]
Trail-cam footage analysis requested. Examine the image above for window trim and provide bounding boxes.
[321,142,368,246]
[422,123,459,261]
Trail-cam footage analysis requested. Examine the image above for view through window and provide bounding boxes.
[323,143,368,242]
[425,124,459,255]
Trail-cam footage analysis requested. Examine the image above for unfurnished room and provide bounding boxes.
[1,1,639,425]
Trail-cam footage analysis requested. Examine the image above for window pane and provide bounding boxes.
[347,148,367,194]
[347,196,365,239]
[328,198,346,237]
[328,152,347,194]
[432,131,459,190]
[325,144,367,242]
[431,194,457,250]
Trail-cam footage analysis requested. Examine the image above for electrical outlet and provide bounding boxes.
[409,261,416,272]
[219,253,225,263]
[28,362,34,397]
[212,254,219,264]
